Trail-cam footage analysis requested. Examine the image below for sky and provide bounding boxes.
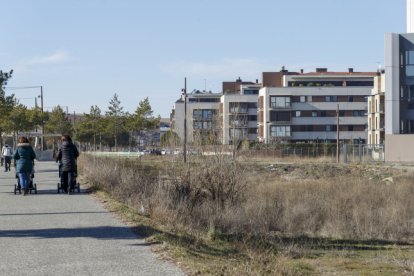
[0,0,406,118]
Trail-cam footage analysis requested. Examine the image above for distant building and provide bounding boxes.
[382,0,414,161]
[367,70,385,145]
[159,118,171,137]
[258,68,375,144]
[221,83,260,144]
[172,90,221,144]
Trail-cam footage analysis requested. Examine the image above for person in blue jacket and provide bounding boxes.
[13,137,36,195]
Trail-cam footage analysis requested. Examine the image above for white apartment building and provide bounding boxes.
[172,81,260,145]
[258,68,375,144]
[221,84,260,144]
[367,70,385,145]
[172,91,221,144]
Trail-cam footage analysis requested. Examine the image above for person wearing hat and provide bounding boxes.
[2,143,13,172]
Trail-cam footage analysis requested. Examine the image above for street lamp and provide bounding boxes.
[182,77,187,163]
[6,86,45,150]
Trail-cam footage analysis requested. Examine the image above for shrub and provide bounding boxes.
[79,154,414,241]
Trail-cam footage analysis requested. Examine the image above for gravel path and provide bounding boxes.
[0,161,184,276]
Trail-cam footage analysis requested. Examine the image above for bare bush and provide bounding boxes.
[79,154,414,242]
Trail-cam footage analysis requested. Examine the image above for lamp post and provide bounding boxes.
[182,78,187,163]
[6,85,44,151]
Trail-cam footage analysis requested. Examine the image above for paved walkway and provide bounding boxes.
[0,161,184,276]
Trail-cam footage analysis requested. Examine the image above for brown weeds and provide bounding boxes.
[79,154,414,242]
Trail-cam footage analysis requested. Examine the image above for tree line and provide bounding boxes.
[0,70,160,151]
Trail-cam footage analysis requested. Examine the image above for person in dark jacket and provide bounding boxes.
[57,135,79,194]
[13,137,36,195]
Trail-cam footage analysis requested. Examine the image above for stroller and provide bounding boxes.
[57,162,80,193]
[14,163,37,194]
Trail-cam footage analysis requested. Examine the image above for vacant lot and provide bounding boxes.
[79,154,414,275]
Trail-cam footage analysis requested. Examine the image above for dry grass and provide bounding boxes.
[78,153,414,274]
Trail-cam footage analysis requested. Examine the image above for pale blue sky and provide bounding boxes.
[0,0,406,117]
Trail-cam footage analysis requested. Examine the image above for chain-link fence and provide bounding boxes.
[239,143,385,163]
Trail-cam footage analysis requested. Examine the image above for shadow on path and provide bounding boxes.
[0,211,107,216]
[0,226,142,240]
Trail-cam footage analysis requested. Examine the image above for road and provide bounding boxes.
[0,161,184,276]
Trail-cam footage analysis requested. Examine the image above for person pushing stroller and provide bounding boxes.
[13,137,36,195]
[56,135,79,194]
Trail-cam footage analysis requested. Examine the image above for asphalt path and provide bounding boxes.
[0,161,184,276]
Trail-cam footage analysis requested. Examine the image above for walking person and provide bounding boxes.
[56,135,79,194]
[13,137,36,196]
[2,143,13,172]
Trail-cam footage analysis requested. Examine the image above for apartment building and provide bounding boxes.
[172,90,221,144]
[382,1,414,161]
[367,70,385,145]
[258,68,376,144]
[221,83,260,144]
[172,78,261,145]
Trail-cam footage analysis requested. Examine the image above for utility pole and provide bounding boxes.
[40,86,45,151]
[336,103,340,163]
[183,78,187,163]
[6,85,45,150]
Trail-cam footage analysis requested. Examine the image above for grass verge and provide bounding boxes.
[90,189,414,275]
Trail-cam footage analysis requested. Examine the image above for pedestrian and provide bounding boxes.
[56,134,79,194]
[13,137,36,195]
[2,143,13,172]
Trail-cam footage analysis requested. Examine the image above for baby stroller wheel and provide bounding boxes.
[57,183,60,193]
[14,184,17,195]
[34,184,37,194]
[77,182,81,193]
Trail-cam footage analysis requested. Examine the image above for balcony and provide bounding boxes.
[268,120,291,125]
[270,103,292,110]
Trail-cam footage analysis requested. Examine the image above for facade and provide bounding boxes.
[172,91,221,144]
[221,84,260,144]
[258,68,375,144]
[385,32,414,135]
[172,80,260,145]
[367,70,385,145]
[382,1,414,161]
[172,69,375,146]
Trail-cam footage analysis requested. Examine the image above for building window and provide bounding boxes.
[353,110,365,117]
[326,125,336,132]
[193,109,216,120]
[248,102,258,108]
[248,128,257,134]
[248,115,257,121]
[243,89,259,95]
[229,102,248,113]
[300,96,306,103]
[312,111,318,117]
[405,50,414,77]
[194,121,202,129]
[229,114,248,127]
[307,96,312,102]
[270,96,291,108]
[295,111,301,117]
[270,111,291,122]
[270,125,291,137]
[325,96,338,102]
[229,128,248,139]
[348,96,354,102]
